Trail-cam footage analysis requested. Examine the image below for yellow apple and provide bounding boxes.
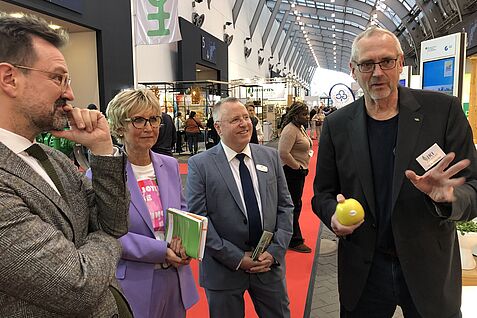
[335,198,365,226]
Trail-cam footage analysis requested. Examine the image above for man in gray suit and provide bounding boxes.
[0,13,130,317]
[186,97,293,318]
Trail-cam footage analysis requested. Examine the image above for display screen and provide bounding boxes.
[422,57,455,95]
[201,35,217,64]
[399,79,406,87]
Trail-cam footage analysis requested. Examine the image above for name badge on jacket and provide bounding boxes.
[416,143,446,171]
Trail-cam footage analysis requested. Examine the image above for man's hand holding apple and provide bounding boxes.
[331,194,364,237]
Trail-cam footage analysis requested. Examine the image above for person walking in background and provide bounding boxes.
[152,112,176,157]
[206,112,220,147]
[186,97,293,318]
[184,111,204,155]
[246,103,264,144]
[309,106,317,139]
[97,88,199,318]
[312,26,477,317]
[278,101,313,253]
[174,111,185,154]
[0,13,131,316]
[311,107,325,144]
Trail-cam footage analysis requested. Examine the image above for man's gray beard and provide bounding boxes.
[52,112,68,131]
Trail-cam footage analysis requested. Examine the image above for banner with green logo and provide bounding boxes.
[135,0,182,45]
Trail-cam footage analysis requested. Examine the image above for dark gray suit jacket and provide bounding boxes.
[186,143,293,290]
[312,87,477,317]
[0,143,129,317]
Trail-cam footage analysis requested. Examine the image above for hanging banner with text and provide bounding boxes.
[135,0,182,45]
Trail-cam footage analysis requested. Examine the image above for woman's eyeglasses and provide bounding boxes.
[124,116,162,129]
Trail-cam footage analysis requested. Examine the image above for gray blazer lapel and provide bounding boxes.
[250,145,270,229]
[0,143,77,241]
[349,99,376,218]
[392,88,423,211]
[213,145,246,216]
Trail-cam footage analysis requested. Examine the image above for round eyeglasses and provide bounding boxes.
[124,116,162,129]
[13,64,71,92]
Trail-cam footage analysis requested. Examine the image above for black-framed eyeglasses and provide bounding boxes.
[355,58,398,73]
[13,64,71,92]
[124,116,162,129]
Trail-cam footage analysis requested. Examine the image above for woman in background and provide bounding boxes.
[278,101,312,253]
[93,89,199,317]
[184,111,204,155]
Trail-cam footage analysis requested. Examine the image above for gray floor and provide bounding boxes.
[308,226,404,318]
[175,139,404,318]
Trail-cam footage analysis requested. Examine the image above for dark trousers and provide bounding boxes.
[340,251,462,318]
[186,132,199,154]
[175,131,183,153]
[283,165,307,247]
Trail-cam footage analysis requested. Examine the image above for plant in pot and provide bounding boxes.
[456,220,477,270]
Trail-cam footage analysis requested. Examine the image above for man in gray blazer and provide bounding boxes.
[186,97,293,318]
[0,14,130,317]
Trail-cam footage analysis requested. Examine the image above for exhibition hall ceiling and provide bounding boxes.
[260,0,476,78]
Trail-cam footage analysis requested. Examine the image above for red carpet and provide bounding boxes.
[182,140,320,317]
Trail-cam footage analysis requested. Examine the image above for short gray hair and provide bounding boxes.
[106,88,161,143]
[350,26,403,63]
[212,97,242,122]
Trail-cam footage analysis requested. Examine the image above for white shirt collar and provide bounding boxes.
[0,128,34,154]
[221,141,252,163]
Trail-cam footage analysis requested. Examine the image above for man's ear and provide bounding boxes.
[0,63,19,98]
[214,122,221,135]
[349,63,357,80]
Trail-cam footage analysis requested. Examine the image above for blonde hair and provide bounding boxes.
[106,88,161,143]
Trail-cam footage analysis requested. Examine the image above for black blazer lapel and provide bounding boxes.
[391,87,423,211]
[348,99,377,219]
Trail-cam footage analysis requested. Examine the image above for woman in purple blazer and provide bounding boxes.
[96,88,199,317]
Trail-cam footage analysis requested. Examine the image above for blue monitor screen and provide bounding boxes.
[399,79,406,87]
[422,57,455,95]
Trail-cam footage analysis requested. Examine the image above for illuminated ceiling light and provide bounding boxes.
[333,40,336,44]
[291,3,296,8]
[297,16,301,21]
[331,0,335,3]
[331,13,335,18]
[332,24,336,29]
[332,33,336,37]
[294,10,299,15]
[333,46,336,50]
[333,51,336,55]
[299,21,303,26]
[301,26,305,30]
[373,13,378,19]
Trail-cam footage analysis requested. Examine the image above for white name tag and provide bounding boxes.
[416,143,446,171]
[256,164,268,172]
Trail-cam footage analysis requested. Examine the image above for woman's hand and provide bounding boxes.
[166,237,191,268]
